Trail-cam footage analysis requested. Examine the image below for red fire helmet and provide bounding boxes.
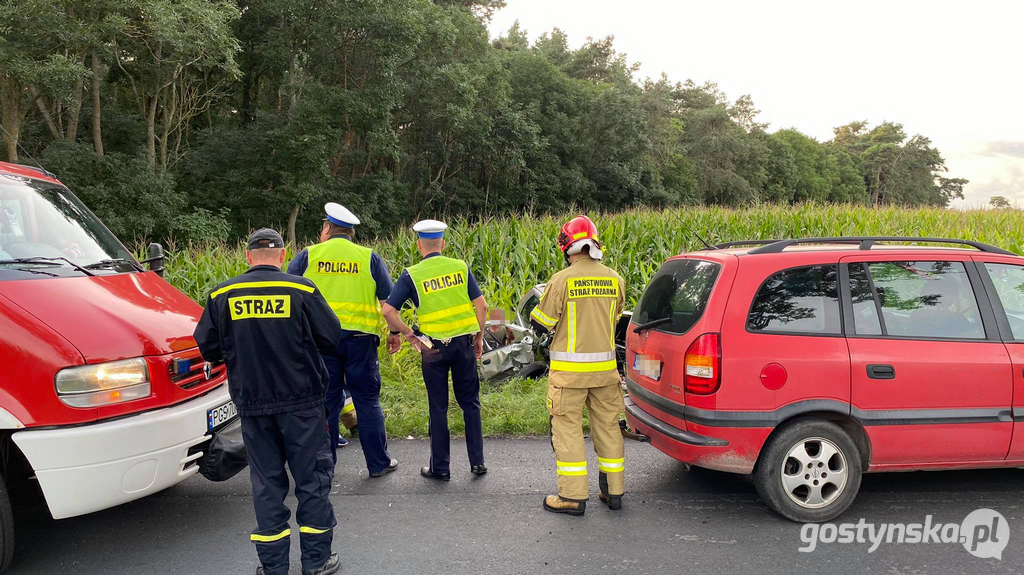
[557,215,604,260]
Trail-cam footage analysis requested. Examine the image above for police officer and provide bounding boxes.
[530,216,627,517]
[194,229,341,575]
[288,203,400,476]
[381,220,488,480]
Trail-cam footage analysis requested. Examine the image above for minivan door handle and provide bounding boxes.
[867,364,896,380]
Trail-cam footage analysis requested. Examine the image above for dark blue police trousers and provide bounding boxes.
[322,335,393,473]
[241,406,336,575]
[421,334,485,474]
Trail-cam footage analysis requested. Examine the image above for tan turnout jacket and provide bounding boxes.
[531,257,625,388]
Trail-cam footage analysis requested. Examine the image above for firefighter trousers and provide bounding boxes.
[339,391,357,431]
[547,382,625,501]
[241,407,337,575]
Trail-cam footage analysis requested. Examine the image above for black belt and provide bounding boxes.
[429,334,473,347]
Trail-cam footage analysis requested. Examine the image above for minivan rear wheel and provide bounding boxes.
[754,419,862,523]
[0,473,14,572]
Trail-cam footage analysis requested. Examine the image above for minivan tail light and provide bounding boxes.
[684,333,721,395]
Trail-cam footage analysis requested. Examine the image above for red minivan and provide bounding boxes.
[623,237,1024,522]
[0,162,237,570]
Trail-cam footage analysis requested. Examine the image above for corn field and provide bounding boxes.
[159,204,1024,308]
[152,204,1024,436]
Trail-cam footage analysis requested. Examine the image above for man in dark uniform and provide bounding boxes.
[381,219,488,480]
[194,229,342,575]
[287,203,399,476]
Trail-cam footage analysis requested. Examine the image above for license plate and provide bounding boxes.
[208,400,238,430]
[633,354,662,381]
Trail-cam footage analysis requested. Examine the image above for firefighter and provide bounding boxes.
[530,216,627,516]
[381,219,489,480]
[287,203,400,476]
[338,389,357,447]
[194,228,342,575]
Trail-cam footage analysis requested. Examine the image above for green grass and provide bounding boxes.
[370,335,552,437]
[156,204,1024,437]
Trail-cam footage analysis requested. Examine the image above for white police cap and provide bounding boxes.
[324,203,360,227]
[412,219,448,239]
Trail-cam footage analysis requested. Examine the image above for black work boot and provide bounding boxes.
[303,552,341,575]
[599,472,622,510]
[543,495,586,516]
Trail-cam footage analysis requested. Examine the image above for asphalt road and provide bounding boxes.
[12,438,1024,574]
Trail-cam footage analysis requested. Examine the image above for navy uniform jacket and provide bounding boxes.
[194,265,343,417]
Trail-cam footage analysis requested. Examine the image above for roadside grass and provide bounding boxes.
[377,342,552,438]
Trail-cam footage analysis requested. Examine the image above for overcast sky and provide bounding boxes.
[488,0,1024,208]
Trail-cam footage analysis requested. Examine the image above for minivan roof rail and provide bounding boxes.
[711,240,779,249]
[712,239,864,250]
[746,237,1016,256]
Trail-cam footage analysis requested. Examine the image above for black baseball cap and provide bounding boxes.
[247,228,285,250]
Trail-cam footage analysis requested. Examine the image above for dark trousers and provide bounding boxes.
[421,334,485,474]
[241,407,336,575]
[322,335,392,473]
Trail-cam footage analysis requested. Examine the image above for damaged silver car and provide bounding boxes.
[478,284,632,383]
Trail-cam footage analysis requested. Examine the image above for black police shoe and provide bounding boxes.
[471,464,488,476]
[420,466,451,481]
[369,458,399,478]
[302,553,341,575]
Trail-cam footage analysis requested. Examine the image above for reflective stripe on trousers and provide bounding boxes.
[598,457,625,473]
[556,460,588,476]
[251,528,291,543]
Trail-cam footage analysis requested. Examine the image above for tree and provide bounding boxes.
[113,0,239,170]
[990,196,1013,210]
[0,0,88,160]
[677,84,769,206]
[1,3,973,243]
[832,121,963,207]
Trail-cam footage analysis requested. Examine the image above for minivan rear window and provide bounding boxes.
[747,265,841,335]
[633,259,721,334]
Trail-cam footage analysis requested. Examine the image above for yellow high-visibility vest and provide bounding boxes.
[303,238,379,333]
[407,256,479,339]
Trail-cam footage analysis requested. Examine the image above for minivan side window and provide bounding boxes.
[859,261,985,340]
[982,263,1024,340]
[747,265,841,335]
[634,259,721,334]
[847,263,883,336]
